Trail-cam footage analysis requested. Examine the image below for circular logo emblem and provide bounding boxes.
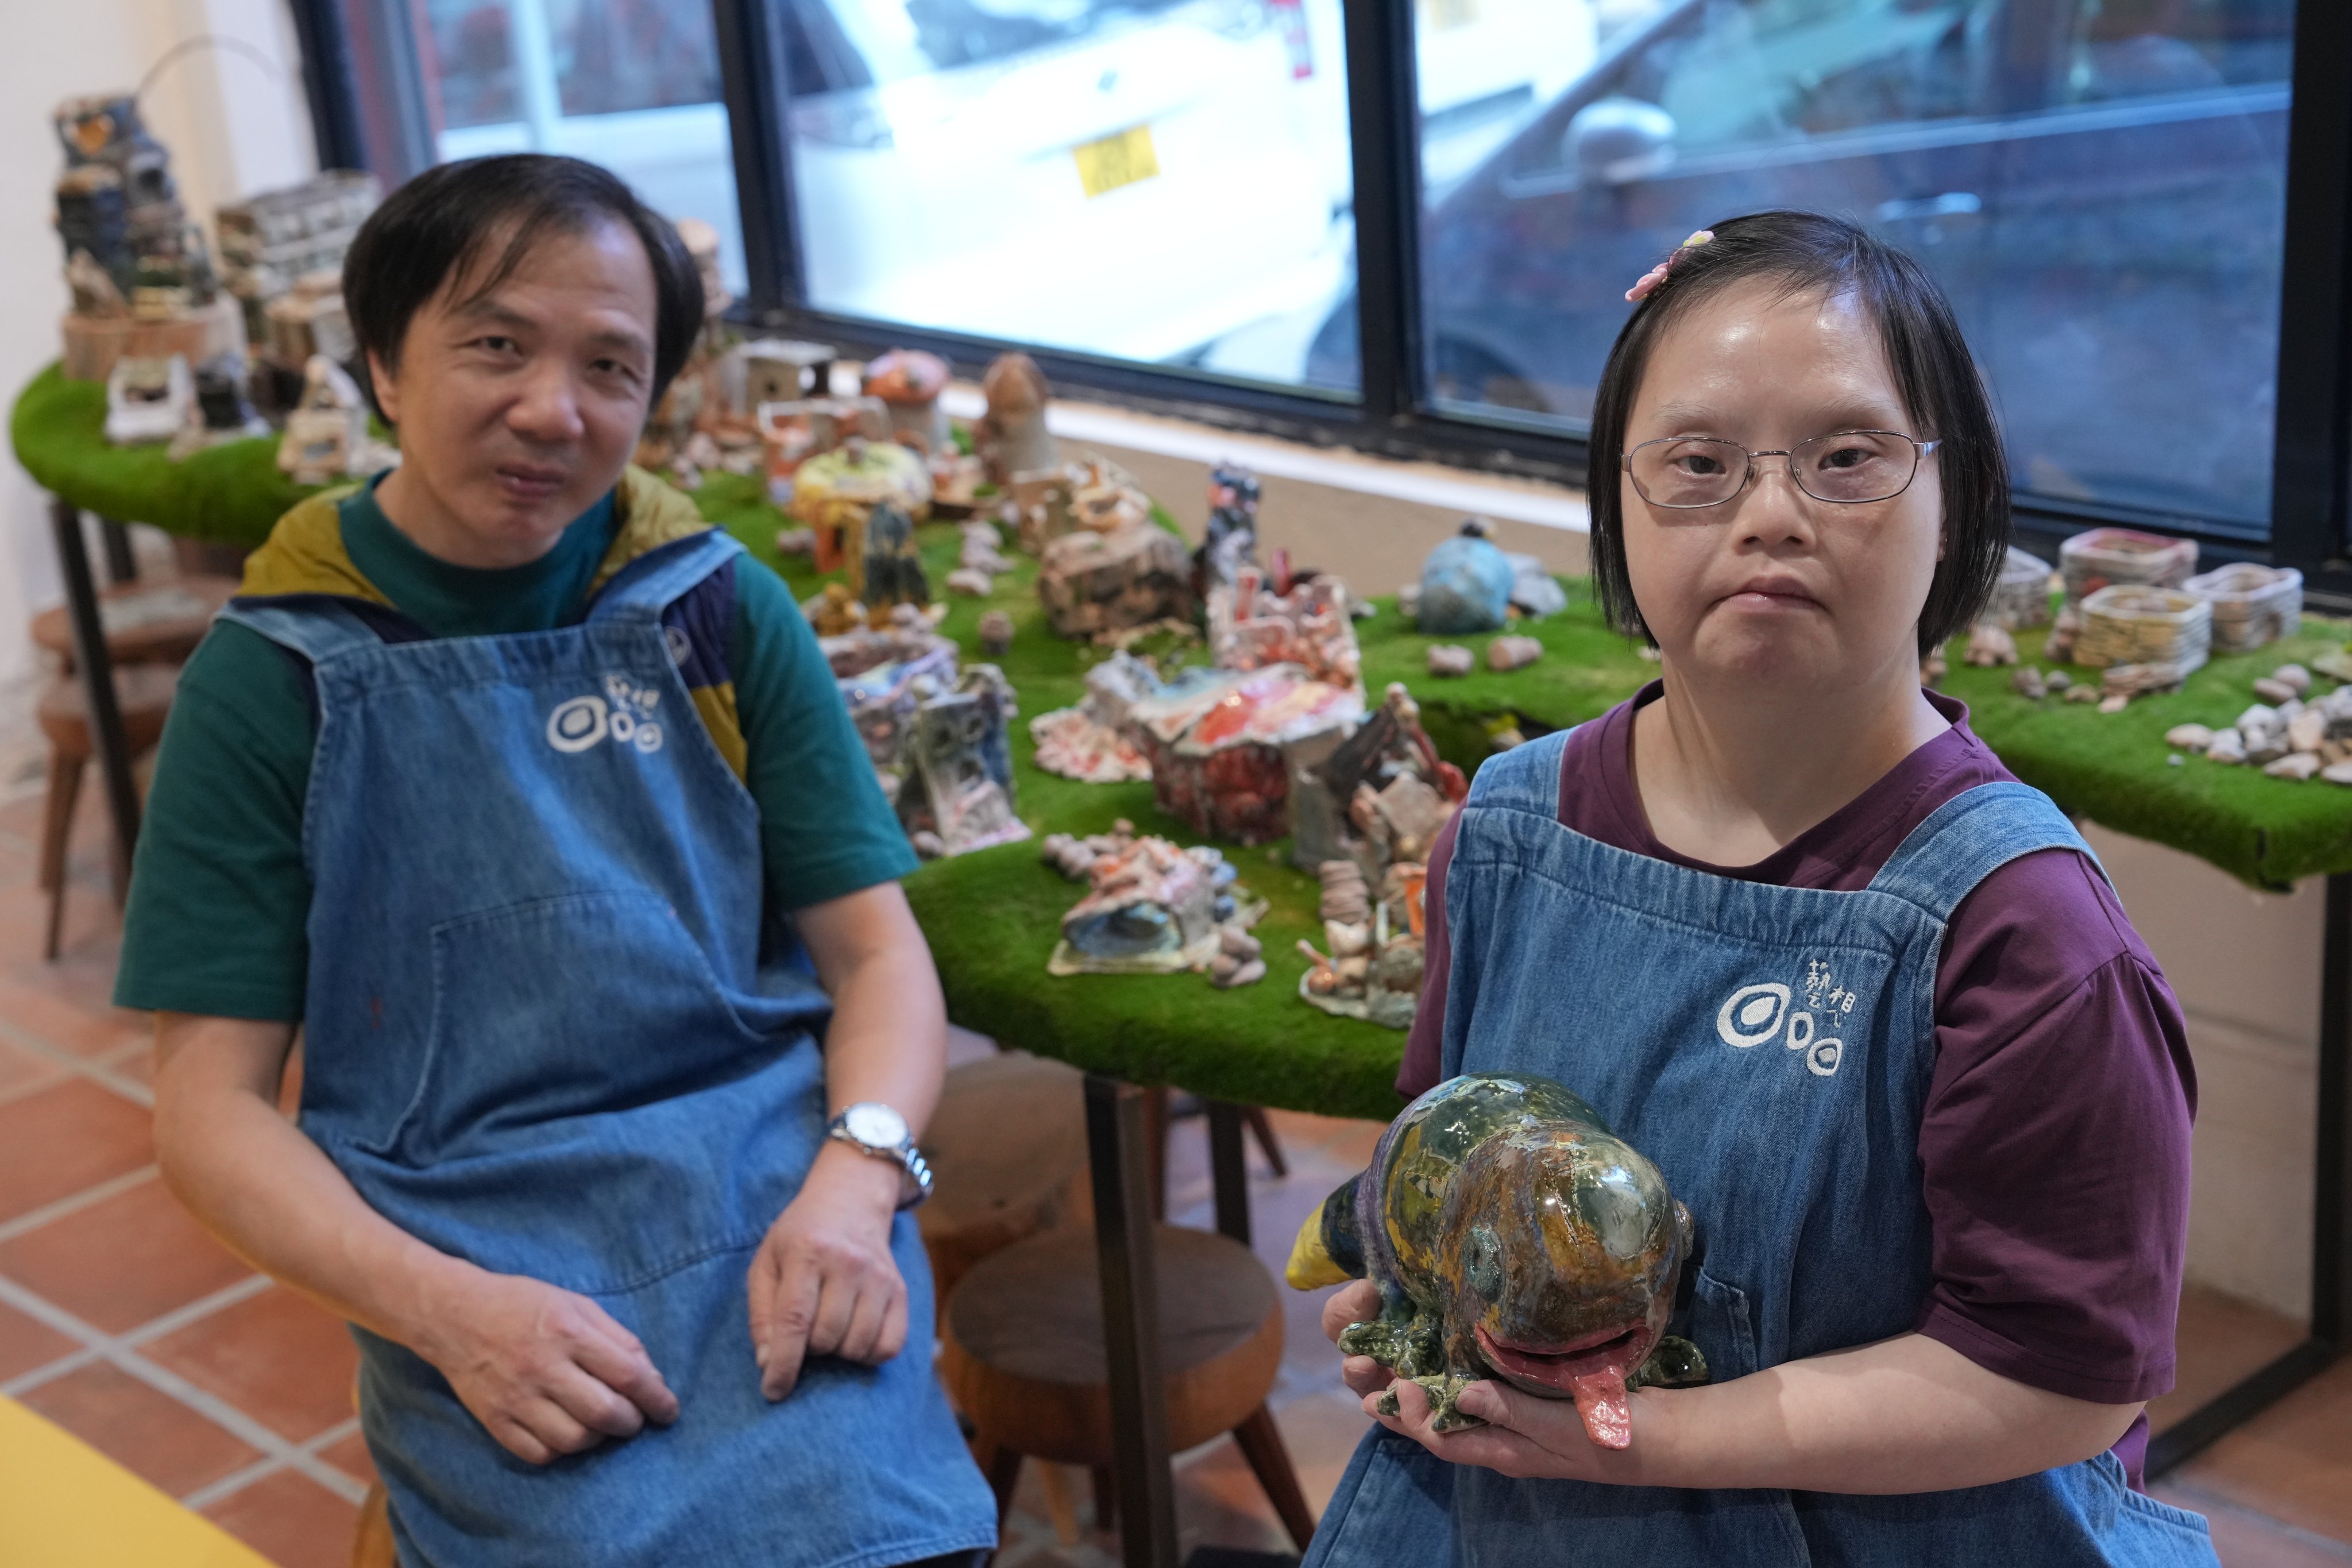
[1808,1037,1843,1077]
[1716,983,1790,1048]
[546,696,608,753]
[634,722,663,753]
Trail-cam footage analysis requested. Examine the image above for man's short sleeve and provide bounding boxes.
[115,621,317,1020]
[729,558,919,909]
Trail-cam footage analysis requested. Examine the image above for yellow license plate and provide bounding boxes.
[1073,125,1160,199]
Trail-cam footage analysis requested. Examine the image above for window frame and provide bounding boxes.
[299,0,2352,598]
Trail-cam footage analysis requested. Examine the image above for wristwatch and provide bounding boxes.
[825,1102,934,1210]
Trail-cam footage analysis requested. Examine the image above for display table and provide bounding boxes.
[14,364,2346,1559]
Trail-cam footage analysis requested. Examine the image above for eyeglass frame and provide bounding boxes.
[1620,430,1942,509]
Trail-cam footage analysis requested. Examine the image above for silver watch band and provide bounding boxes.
[826,1115,934,1210]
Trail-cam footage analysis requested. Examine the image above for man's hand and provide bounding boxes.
[747,1143,908,1400]
[414,1265,679,1465]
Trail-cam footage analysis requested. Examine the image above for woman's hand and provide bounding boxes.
[1368,1374,1656,1484]
[414,1265,679,1465]
[747,1142,909,1400]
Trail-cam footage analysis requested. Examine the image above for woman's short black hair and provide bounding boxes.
[341,154,704,416]
[1587,210,2009,657]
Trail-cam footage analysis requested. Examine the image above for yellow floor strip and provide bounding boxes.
[0,1393,273,1567]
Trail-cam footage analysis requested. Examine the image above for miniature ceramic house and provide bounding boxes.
[973,352,1055,484]
[1207,562,1361,690]
[1124,666,1363,844]
[864,348,952,454]
[214,171,380,341]
[1288,683,1467,875]
[277,354,378,485]
[789,438,933,580]
[105,353,192,445]
[1037,522,1194,639]
[899,673,1028,858]
[739,339,836,411]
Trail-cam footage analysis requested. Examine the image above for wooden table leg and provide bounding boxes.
[2148,870,2350,1475]
[48,499,140,903]
[97,517,137,585]
[1207,1100,1252,1247]
[1084,1075,1179,1568]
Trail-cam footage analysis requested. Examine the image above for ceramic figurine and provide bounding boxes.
[277,353,391,484]
[1030,651,1161,783]
[1208,559,1361,690]
[1286,1072,1709,1446]
[1125,666,1362,844]
[1486,635,1542,672]
[790,437,932,580]
[104,353,191,445]
[805,582,869,639]
[864,348,952,454]
[1037,521,1195,639]
[1196,462,1262,591]
[973,352,1055,485]
[898,671,1028,857]
[977,609,1015,657]
[1044,829,1262,976]
[859,503,930,611]
[1417,519,1515,635]
[1289,683,1467,876]
[214,171,380,341]
[1295,859,1428,1029]
[53,94,186,292]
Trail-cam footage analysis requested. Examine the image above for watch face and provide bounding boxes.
[844,1103,907,1148]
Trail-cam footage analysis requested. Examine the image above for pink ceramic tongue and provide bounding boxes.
[1567,1361,1634,1449]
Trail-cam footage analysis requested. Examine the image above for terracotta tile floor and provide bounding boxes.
[2,777,2350,1566]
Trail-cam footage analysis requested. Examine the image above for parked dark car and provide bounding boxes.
[1307,0,2293,533]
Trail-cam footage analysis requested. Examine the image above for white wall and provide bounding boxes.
[0,0,315,682]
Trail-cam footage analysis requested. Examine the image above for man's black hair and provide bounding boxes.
[341,154,704,418]
[1587,210,2009,658]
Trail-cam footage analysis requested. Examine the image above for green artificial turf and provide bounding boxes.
[27,358,2352,1109]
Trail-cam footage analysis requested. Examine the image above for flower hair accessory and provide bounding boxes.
[1625,229,1716,304]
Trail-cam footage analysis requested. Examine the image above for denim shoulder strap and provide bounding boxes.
[216,596,389,664]
[588,528,742,625]
[1865,781,2103,923]
[1464,727,1573,816]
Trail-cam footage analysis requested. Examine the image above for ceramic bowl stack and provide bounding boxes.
[2072,585,2211,688]
[2184,562,2302,653]
[1991,544,2055,628]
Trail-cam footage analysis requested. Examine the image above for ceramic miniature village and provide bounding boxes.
[49,90,2352,1039]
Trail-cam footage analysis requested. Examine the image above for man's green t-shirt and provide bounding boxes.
[115,476,915,1021]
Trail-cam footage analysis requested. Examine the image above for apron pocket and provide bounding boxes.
[1689,1266,1759,1382]
[370,888,775,1163]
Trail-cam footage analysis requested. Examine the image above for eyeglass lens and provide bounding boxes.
[1628,432,1921,507]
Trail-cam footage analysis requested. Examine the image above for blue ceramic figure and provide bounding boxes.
[1417,519,1515,635]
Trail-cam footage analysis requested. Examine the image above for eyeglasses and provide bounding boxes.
[1622,431,1940,508]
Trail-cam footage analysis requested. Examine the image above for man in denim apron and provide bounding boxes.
[125,156,997,1565]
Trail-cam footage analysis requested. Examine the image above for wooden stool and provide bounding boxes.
[35,665,176,957]
[352,1482,394,1568]
[31,573,235,671]
[917,1050,1090,1309]
[941,1224,1316,1552]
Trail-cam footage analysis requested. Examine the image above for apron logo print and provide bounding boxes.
[1716,961,1851,1077]
[546,677,665,756]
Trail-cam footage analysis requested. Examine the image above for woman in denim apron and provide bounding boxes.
[136,158,997,1566]
[1308,214,2216,1565]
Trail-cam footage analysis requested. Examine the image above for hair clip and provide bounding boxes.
[1625,229,1716,304]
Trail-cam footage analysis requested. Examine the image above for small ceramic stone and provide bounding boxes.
[2164,723,2214,752]
[2265,752,2323,781]
[945,567,993,597]
[2098,693,2130,714]
[2013,667,2046,699]
[2254,677,2296,705]
[2238,702,2280,732]
[1487,635,1543,672]
[2045,669,2073,691]
[1212,957,1266,989]
[2324,761,2352,786]
[911,829,947,857]
[976,609,1014,656]
[1428,644,1474,677]
[2206,728,2246,763]
[2064,683,2100,704]
[2291,710,2328,755]
[2274,663,2313,695]
[1219,927,1262,960]
[2168,754,2184,766]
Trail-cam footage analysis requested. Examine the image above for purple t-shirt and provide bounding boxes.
[1399,685,2194,1487]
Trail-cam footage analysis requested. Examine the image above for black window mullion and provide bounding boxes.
[2269,0,2352,600]
[1342,0,1423,427]
[712,0,804,321]
[281,0,370,173]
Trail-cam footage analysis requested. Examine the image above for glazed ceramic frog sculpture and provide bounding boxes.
[1287,1073,1708,1448]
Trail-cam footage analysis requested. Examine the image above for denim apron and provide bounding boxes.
[221,530,998,1568]
[1306,731,2216,1567]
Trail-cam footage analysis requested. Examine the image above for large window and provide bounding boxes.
[300,1,2352,587]
[1379,0,2296,536]
[773,0,1358,388]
